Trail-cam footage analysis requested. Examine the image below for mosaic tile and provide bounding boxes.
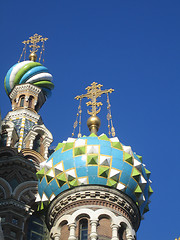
[63,158,75,171]
[74,155,87,167]
[87,154,98,165]
[76,166,88,177]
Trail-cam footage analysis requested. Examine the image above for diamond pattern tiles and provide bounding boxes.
[37,133,153,215]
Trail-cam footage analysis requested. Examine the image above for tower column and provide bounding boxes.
[68,223,76,240]
[28,132,38,149]
[126,228,134,240]
[90,219,98,240]
[6,128,14,146]
[111,223,119,240]
[42,138,52,159]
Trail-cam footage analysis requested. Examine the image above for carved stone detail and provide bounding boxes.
[47,186,140,231]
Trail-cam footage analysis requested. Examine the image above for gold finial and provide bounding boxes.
[22,34,48,61]
[75,82,114,135]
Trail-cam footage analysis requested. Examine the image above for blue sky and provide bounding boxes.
[0,1,180,239]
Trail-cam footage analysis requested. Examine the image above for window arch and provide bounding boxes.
[28,96,34,108]
[19,95,25,107]
[118,223,127,240]
[79,218,88,240]
[32,134,41,153]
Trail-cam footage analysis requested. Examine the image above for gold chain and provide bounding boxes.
[72,99,82,137]
[106,93,115,137]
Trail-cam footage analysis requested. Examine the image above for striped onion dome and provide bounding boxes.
[4,60,54,97]
[36,133,153,216]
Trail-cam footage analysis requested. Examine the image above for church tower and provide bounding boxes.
[36,83,153,240]
[0,35,153,240]
[0,34,54,239]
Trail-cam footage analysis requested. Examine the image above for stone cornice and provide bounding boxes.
[4,109,41,123]
[0,199,32,213]
[9,84,42,100]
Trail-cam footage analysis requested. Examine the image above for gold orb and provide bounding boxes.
[29,52,37,62]
[87,115,101,134]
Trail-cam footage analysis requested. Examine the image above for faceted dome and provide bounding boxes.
[4,60,54,97]
[36,133,153,215]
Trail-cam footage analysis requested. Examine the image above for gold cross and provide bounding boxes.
[75,82,114,116]
[22,33,48,53]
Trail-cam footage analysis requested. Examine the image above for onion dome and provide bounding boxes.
[36,133,153,216]
[4,60,54,97]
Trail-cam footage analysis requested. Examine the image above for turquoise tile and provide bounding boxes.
[53,151,64,165]
[125,187,136,201]
[49,179,59,192]
[54,147,63,153]
[76,166,88,177]
[111,157,123,170]
[87,137,99,145]
[99,140,111,147]
[75,155,87,167]
[88,166,98,176]
[123,162,133,175]
[40,176,48,189]
[88,176,99,184]
[120,172,130,185]
[100,146,112,155]
[98,177,107,185]
[59,184,69,193]
[127,178,137,191]
[63,158,75,170]
[62,149,73,160]
[111,148,123,159]
[54,188,61,197]
[44,185,52,198]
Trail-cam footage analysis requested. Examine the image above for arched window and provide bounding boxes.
[28,96,34,108]
[79,218,88,240]
[33,134,41,153]
[118,224,126,240]
[19,95,25,107]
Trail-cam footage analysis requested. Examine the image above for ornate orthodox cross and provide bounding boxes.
[22,33,48,53]
[75,82,114,116]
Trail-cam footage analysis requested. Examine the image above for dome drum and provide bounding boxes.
[46,185,141,232]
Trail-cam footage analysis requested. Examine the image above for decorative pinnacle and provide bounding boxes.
[75,82,114,116]
[75,82,114,135]
[22,34,48,61]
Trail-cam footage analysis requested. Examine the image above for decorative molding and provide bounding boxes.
[4,109,41,123]
[22,148,45,165]
[9,84,42,100]
[47,185,140,231]
[0,198,33,213]
[50,208,136,240]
